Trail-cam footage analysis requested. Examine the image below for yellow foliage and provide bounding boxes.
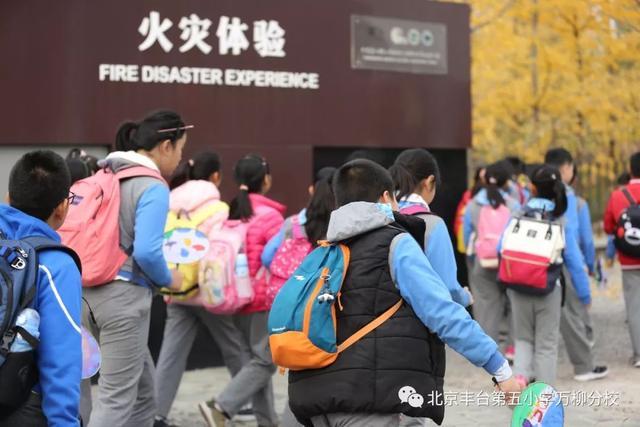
[447,0,640,173]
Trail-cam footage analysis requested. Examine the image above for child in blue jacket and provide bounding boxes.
[501,165,590,385]
[389,148,472,307]
[0,150,82,426]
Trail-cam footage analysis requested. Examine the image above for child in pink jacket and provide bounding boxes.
[199,154,285,427]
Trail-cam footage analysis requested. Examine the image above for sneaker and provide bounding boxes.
[633,359,640,368]
[505,345,515,362]
[198,400,228,427]
[234,405,256,422]
[574,366,609,382]
[153,416,179,427]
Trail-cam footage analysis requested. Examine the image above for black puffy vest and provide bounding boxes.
[289,225,446,425]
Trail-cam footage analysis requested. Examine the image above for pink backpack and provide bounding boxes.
[267,217,313,303]
[59,166,165,287]
[198,220,254,314]
[475,204,512,268]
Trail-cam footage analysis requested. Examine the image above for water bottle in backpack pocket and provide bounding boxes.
[198,220,253,314]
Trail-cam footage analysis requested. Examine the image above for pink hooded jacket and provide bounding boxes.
[242,193,286,313]
[169,180,229,236]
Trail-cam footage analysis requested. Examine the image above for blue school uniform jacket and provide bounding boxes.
[0,204,82,426]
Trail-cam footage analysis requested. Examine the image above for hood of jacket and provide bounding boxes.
[327,202,394,242]
[170,180,222,213]
[0,204,60,242]
[101,151,160,173]
[248,193,287,215]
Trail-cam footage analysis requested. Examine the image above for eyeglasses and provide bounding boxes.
[67,191,77,204]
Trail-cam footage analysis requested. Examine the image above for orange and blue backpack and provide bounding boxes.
[268,242,402,370]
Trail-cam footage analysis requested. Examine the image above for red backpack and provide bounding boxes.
[59,166,165,287]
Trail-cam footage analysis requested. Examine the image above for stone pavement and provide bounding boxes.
[162,267,640,426]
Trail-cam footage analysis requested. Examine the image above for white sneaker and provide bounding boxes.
[574,366,609,382]
[634,359,640,368]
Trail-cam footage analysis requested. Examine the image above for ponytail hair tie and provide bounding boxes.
[239,184,249,191]
[188,159,195,167]
[488,177,498,185]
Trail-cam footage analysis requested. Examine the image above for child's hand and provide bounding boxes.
[495,376,523,407]
[464,288,474,306]
[605,258,614,269]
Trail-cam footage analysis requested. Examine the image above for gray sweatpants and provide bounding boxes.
[311,413,406,427]
[622,269,640,361]
[560,273,594,375]
[508,285,562,384]
[469,262,511,346]
[154,304,250,418]
[81,281,155,427]
[217,311,278,427]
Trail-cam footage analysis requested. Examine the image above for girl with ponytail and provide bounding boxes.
[155,151,251,426]
[390,148,472,307]
[462,159,520,359]
[506,164,591,385]
[199,154,285,427]
[82,110,191,426]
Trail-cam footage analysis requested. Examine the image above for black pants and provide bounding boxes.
[0,392,47,427]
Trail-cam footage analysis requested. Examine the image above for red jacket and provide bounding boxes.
[603,179,640,268]
[242,193,286,312]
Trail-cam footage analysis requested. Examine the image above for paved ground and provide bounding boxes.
[163,266,640,426]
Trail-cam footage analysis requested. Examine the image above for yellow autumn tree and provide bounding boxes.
[447,0,640,214]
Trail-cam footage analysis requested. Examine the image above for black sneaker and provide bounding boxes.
[234,406,256,422]
[574,366,609,382]
[153,416,179,427]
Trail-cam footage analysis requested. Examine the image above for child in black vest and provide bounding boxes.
[288,160,521,427]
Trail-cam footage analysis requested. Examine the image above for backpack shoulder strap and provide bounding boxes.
[400,205,431,216]
[115,166,166,185]
[22,237,82,273]
[621,187,637,207]
[337,299,403,353]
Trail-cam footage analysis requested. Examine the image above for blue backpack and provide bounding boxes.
[268,242,402,370]
[0,232,80,415]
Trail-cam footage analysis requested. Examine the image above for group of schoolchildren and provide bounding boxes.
[0,107,638,427]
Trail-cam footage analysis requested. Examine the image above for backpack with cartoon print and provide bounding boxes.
[614,188,640,258]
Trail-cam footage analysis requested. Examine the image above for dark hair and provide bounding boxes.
[630,152,640,179]
[67,148,99,176]
[305,167,336,246]
[389,148,441,201]
[544,148,573,168]
[617,171,631,186]
[471,166,486,197]
[333,159,394,207]
[115,110,186,152]
[170,151,221,189]
[531,165,567,217]
[66,158,90,184]
[484,160,512,208]
[9,150,71,221]
[229,154,270,220]
[345,149,386,166]
[505,156,526,177]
